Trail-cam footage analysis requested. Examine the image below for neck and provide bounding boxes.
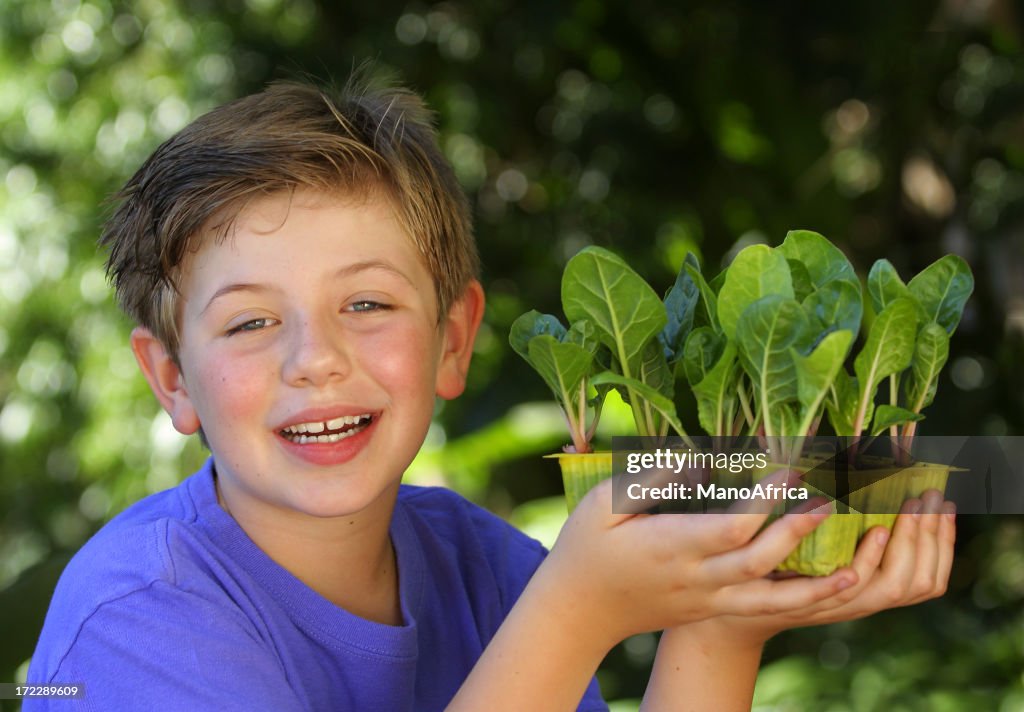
[216,479,403,626]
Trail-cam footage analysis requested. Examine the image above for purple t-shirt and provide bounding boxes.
[26,459,607,711]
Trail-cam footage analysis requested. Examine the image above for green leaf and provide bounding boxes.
[684,260,719,330]
[525,335,594,407]
[564,318,599,355]
[852,297,918,433]
[638,340,674,399]
[867,259,911,314]
[590,344,618,405]
[777,230,860,293]
[792,329,853,437]
[826,368,861,436]
[708,269,728,295]
[510,313,597,408]
[718,245,794,339]
[682,326,725,387]
[735,295,811,436]
[692,343,739,436]
[794,329,854,420]
[562,247,667,379]
[907,255,974,334]
[802,280,863,343]
[906,322,950,412]
[658,253,701,365]
[618,340,675,404]
[774,405,802,439]
[854,297,918,395]
[590,371,687,437]
[509,310,567,360]
[787,259,814,302]
[871,405,925,436]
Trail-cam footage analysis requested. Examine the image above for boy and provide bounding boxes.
[26,78,956,711]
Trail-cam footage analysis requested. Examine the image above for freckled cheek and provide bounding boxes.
[355,326,440,395]
[192,356,276,424]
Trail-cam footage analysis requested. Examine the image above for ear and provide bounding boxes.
[130,327,201,435]
[435,280,485,400]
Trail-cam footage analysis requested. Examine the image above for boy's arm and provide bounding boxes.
[642,626,764,712]
[446,556,616,711]
[449,472,855,711]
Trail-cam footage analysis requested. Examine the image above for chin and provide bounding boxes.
[289,482,398,520]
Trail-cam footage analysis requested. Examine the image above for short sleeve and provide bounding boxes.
[396,486,609,710]
[25,582,306,712]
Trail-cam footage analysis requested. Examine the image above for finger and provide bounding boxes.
[572,476,645,528]
[782,525,894,622]
[871,499,921,607]
[715,568,857,616]
[644,510,768,558]
[647,470,802,555]
[906,489,944,602]
[699,499,832,585]
[848,525,890,585]
[931,501,957,598]
[611,459,715,517]
[665,468,807,555]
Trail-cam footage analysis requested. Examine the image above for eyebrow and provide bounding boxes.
[336,259,415,286]
[199,260,415,315]
[199,283,271,316]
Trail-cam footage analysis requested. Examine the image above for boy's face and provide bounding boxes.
[132,189,481,523]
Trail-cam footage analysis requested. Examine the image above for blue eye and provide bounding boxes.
[226,318,271,335]
[349,300,388,313]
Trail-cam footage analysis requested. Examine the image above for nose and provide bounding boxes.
[281,315,351,387]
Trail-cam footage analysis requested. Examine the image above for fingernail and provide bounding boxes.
[837,576,854,590]
[907,500,923,515]
[876,529,890,546]
[942,502,957,520]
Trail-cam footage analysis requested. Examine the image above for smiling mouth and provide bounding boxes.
[280,414,374,444]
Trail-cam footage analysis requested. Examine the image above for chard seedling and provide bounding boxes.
[510,247,697,452]
[512,231,972,572]
[512,231,972,466]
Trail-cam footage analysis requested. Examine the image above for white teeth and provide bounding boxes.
[295,425,367,445]
[326,414,366,430]
[282,414,373,442]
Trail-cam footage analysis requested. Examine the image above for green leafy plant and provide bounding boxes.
[512,232,973,573]
[511,231,973,462]
[510,247,697,453]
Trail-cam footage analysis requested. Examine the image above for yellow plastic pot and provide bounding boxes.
[775,461,954,576]
[548,452,614,513]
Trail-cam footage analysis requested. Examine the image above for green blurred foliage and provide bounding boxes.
[1,0,1022,709]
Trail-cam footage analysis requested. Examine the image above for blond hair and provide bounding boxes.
[102,79,478,357]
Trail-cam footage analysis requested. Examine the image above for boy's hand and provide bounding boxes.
[535,469,859,654]
[685,488,956,646]
[638,489,955,711]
